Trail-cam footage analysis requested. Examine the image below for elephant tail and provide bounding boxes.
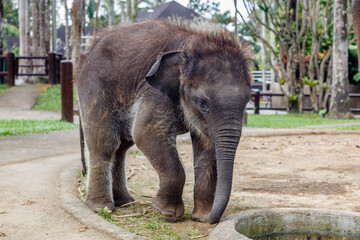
[79,116,87,176]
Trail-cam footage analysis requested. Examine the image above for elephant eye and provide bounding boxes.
[196,98,209,112]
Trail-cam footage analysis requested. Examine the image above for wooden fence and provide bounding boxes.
[0,52,64,86]
[249,90,360,114]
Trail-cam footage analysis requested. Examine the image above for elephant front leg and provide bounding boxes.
[134,121,185,218]
[191,132,217,223]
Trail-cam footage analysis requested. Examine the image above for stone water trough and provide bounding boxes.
[209,208,360,240]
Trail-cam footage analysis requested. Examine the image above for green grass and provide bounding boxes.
[32,85,78,112]
[0,120,78,137]
[334,125,360,130]
[246,113,360,128]
[0,84,11,95]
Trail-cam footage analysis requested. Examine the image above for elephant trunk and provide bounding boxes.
[208,117,242,224]
[353,0,360,70]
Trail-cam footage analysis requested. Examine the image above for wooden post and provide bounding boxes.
[61,60,73,123]
[48,52,56,85]
[254,90,260,114]
[56,53,63,84]
[6,52,15,86]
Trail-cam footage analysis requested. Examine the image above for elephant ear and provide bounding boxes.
[146,51,182,103]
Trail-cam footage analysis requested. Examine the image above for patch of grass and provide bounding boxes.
[98,207,112,219]
[0,84,11,95]
[32,85,78,112]
[334,125,360,130]
[80,198,210,240]
[0,120,78,137]
[131,150,143,156]
[246,113,360,128]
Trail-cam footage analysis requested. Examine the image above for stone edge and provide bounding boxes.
[59,166,144,240]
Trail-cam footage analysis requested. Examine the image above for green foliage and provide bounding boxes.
[319,109,327,118]
[322,83,328,91]
[0,84,11,95]
[3,0,19,38]
[32,85,78,112]
[87,0,98,22]
[4,23,19,37]
[354,73,360,83]
[0,120,78,137]
[246,113,360,128]
[289,94,298,101]
[302,77,319,87]
[349,45,359,84]
[211,10,233,26]
[98,207,112,219]
[187,0,220,15]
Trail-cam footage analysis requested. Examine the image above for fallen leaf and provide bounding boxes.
[22,200,36,205]
[79,225,89,232]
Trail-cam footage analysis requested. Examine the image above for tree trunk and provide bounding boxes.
[81,0,86,37]
[39,0,50,55]
[126,0,132,22]
[64,0,70,60]
[19,0,28,78]
[71,0,82,70]
[92,0,101,41]
[19,0,27,56]
[31,0,40,82]
[120,1,125,23]
[108,0,114,26]
[30,0,50,82]
[26,1,31,57]
[329,0,350,118]
[131,0,138,22]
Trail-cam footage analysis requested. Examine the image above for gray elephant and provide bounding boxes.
[77,20,251,224]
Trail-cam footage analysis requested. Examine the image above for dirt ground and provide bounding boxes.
[120,133,360,238]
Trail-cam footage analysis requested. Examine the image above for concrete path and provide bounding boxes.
[0,130,115,239]
[0,84,47,109]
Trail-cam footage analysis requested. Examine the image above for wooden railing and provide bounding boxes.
[0,52,64,86]
[248,90,360,114]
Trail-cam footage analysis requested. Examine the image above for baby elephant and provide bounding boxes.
[77,20,251,224]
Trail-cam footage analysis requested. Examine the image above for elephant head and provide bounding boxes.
[146,36,251,223]
[353,0,360,70]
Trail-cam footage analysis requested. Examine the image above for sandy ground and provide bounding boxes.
[126,133,360,220]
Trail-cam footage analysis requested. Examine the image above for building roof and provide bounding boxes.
[138,1,200,21]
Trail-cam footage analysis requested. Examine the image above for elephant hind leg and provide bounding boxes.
[112,140,135,207]
[86,148,117,212]
[85,121,122,212]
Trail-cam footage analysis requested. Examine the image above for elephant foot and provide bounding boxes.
[86,197,115,212]
[192,210,211,223]
[114,195,135,207]
[153,195,184,218]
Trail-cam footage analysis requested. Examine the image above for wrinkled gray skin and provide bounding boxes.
[77,21,251,224]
